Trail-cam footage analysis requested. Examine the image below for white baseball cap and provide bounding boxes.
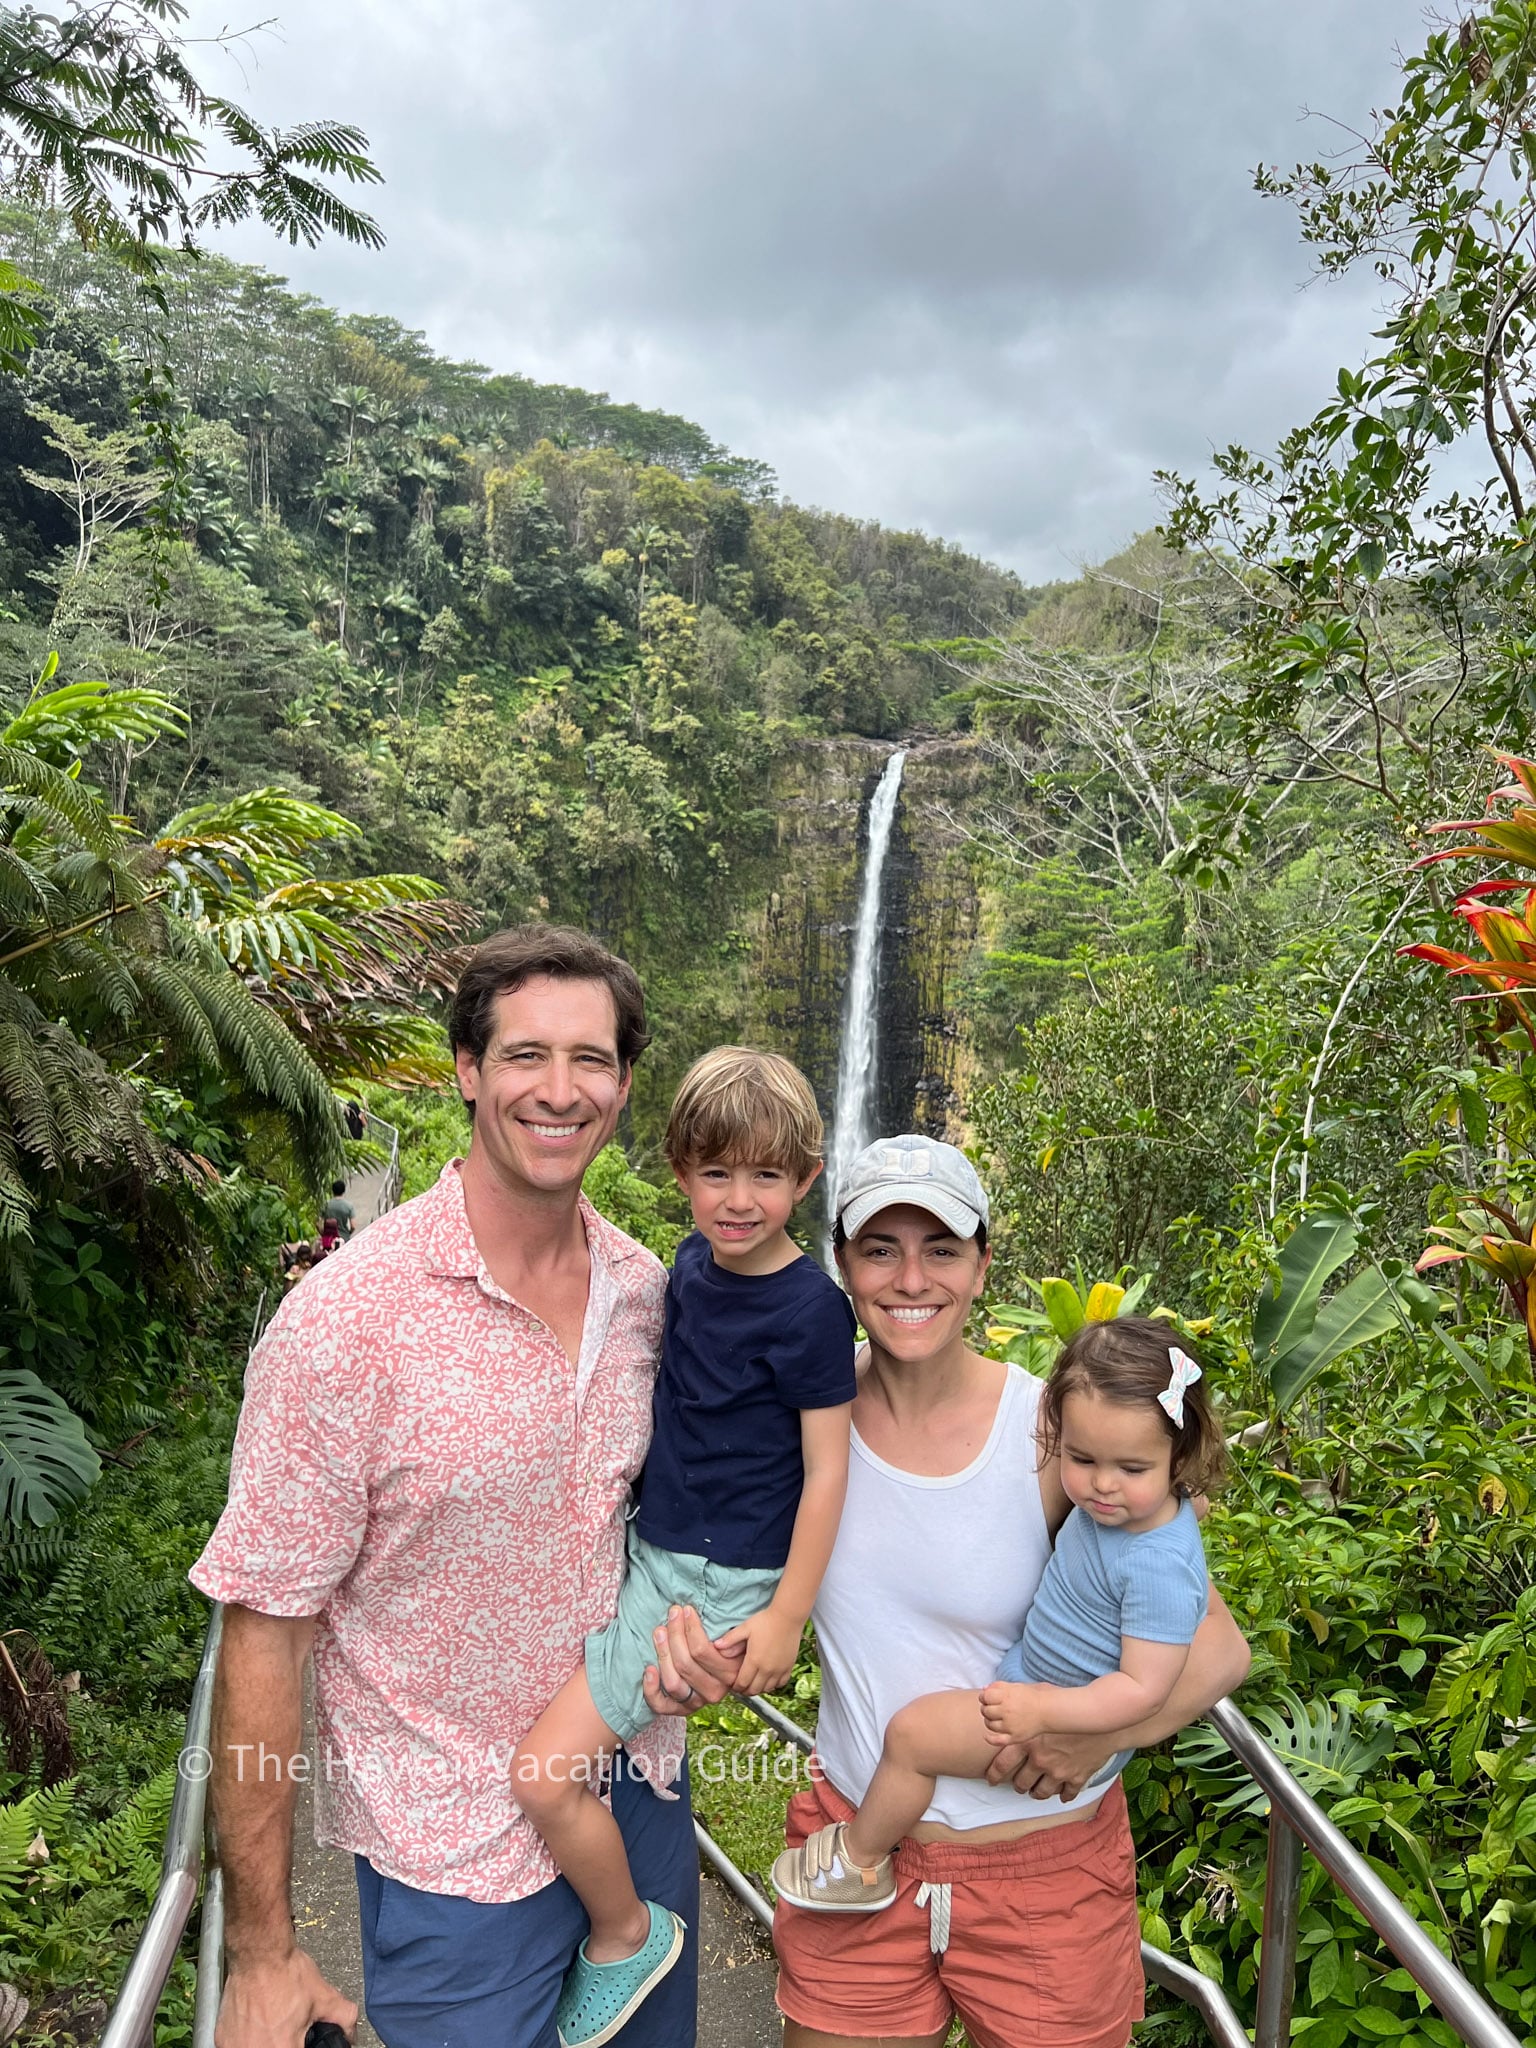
[835,1135,990,1242]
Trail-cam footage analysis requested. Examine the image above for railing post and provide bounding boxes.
[1253,1804,1304,2048]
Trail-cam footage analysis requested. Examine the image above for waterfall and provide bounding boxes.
[825,748,907,1251]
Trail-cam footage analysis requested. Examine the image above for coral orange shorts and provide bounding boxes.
[773,1771,1145,2048]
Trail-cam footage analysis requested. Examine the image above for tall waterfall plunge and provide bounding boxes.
[825,748,907,1253]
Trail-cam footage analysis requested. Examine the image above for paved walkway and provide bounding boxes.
[284,1152,782,2044]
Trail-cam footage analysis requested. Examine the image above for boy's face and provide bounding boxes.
[674,1156,820,1273]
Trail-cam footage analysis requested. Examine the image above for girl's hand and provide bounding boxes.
[979,1679,1049,1747]
[716,1605,804,1697]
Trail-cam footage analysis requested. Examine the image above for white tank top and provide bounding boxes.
[813,1366,1107,1829]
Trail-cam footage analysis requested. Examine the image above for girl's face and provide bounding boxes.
[1056,1389,1176,1533]
[837,1203,990,1362]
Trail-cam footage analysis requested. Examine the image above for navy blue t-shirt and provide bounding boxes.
[635,1233,857,1570]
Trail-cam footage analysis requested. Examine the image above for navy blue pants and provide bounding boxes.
[355,1757,699,2048]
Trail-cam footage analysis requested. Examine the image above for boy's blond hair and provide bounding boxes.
[664,1046,823,1181]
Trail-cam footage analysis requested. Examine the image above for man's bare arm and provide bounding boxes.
[211,1605,357,2048]
[992,1586,1251,1797]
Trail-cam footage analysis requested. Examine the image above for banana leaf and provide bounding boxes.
[1270,1267,1402,1411]
[1253,1211,1356,1364]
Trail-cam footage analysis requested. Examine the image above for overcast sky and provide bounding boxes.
[185,0,1430,582]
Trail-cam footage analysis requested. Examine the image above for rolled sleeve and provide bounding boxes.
[190,1305,372,1617]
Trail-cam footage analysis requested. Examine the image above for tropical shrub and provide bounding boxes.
[971,963,1249,1299]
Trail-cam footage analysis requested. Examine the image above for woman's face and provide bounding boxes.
[838,1203,990,1362]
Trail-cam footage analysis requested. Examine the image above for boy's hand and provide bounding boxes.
[979,1679,1052,1748]
[715,1605,804,1697]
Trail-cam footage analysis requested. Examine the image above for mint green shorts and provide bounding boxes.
[585,1525,783,1742]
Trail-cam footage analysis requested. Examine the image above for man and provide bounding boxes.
[193,926,699,2048]
[319,1183,355,1244]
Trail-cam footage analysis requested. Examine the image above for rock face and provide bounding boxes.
[742,736,986,1227]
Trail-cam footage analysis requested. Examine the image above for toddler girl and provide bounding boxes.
[773,1313,1226,1912]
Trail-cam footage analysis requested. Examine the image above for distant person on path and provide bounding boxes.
[320,1182,355,1243]
[280,1243,316,1292]
[513,1047,854,2045]
[193,925,702,2048]
[641,1137,1251,2048]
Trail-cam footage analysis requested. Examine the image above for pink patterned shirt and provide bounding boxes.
[190,1162,682,1902]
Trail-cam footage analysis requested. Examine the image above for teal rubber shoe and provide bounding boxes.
[555,1900,686,2048]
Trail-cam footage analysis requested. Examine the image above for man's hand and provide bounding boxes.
[642,1604,746,1717]
[215,1949,356,2048]
[715,1604,803,1698]
[978,1680,1051,1748]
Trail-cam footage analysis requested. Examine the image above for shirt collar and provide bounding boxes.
[423,1159,644,1286]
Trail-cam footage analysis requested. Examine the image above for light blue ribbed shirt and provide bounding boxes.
[997,1497,1208,1694]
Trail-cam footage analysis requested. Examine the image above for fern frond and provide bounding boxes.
[0,744,133,861]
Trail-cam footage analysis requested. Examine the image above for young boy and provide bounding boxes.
[512,1046,855,2047]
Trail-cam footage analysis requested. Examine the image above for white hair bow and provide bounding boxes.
[1158,1347,1202,1428]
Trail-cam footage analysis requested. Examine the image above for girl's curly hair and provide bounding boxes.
[1038,1315,1228,1499]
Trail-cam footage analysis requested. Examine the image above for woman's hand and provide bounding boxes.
[715,1604,803,1698]
[989,1728,1115,1800]
[641,1604,746,1717]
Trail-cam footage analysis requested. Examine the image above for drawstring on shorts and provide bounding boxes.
[914,1879,952,1954]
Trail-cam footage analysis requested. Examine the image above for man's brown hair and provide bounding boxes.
[1038,1315,1228,1499]
[664,1046,823,1181]
[449,924,651,1074]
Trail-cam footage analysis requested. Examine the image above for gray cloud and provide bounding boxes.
[186,0,1430,578]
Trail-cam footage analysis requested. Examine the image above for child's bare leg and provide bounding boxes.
[511,1670,649,1962]
[843,1690,998,1868]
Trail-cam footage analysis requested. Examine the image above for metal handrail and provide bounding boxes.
[366,1115,401,1216]
[98,1609,224,2048]
[1205,1697,1522,2048]
[691,1690,1522,2048]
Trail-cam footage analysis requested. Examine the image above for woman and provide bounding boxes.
[652,1134,1250,2048]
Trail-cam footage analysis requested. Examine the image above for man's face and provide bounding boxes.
[455,974,631,1198]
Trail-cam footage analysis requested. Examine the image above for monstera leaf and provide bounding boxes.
[1177,1689,1393,1816]
[0,1371,101,1525]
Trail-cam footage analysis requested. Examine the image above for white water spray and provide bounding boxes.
[825,748,907,1251]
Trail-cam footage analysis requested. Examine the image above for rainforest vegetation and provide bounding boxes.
[5,4,1536,2045]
